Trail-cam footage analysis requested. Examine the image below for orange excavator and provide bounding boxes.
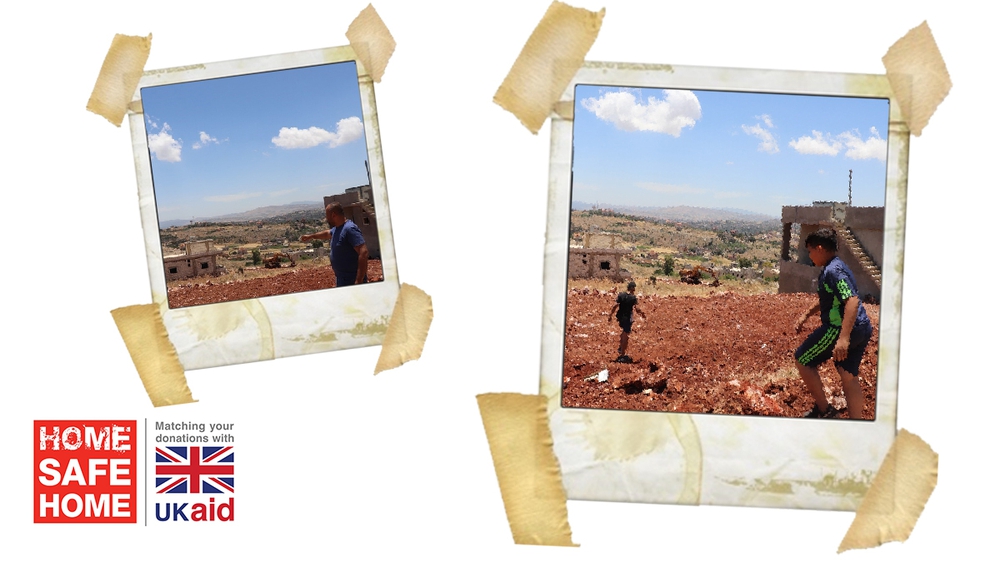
[679,265,720,286]
[263,252,296,269]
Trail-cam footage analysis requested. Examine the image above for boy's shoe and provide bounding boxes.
[805,404,834,418]
[614,354,633,364]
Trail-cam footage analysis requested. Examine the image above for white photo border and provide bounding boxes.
[540,62,907,510]
[128,46,400,371]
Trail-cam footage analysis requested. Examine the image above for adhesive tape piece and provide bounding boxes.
[882,21,951,137]
[476,393,577,547]
[86,33,153,127]
[838,429,938,553]
[493,1,605,134]
[373,283,433,374]
[346,3,396,83]
[111,304,196,407]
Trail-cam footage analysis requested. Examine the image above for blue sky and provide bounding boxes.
[141,61,370,222]
[572,86,890,217]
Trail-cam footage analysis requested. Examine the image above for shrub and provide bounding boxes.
[738,256,753,268]
[251,249,261,266]
[662,256,674,275]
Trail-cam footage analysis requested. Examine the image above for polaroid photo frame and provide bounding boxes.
[128,46,399,371]
[540,62,907,510]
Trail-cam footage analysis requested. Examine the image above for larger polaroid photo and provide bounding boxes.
[540,63,907,510]
[128,46,399,370]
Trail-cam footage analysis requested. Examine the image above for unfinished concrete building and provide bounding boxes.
[323,184,380,259]
[163,240,224,282]
[568,232,631,281]
[779,202,884,302]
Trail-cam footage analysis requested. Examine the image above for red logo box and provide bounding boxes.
[34,420,137,523]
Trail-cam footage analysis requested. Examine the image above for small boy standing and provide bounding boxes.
[794,228,873,420]
[609,280,646,362]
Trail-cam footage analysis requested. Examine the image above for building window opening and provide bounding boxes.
[201,262,209,269]
[168,267,178,274]
[600,261,611,270]
[363,217,370,225]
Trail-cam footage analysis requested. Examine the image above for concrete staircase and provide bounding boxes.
[839,227,881,288]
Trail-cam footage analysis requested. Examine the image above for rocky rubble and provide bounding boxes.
[167,260,384,308]
[562,288,879,420]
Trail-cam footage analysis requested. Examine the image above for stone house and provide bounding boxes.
[163,240,224,281]
[568,232,631,281]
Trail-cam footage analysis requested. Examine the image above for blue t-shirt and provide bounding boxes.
[329,220,366,287]
[818,256,869,328]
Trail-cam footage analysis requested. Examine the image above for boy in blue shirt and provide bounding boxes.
[793,228,873,420]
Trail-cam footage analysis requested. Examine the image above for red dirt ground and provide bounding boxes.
[167,259,384,308]
[562,286,879,420]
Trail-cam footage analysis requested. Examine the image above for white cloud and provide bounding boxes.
[741,123,779,154]
[580,89,701,136]
[756,114,774,128]
[148,123,182,162]
[204,192,262,203]
[271,116,364,149]
[788,127,887,161]
[789,130,841,156]
[839,127,887,161]
[192,131,219,150]
[636,182,706,194]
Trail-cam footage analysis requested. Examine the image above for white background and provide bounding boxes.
[1,1,991,559]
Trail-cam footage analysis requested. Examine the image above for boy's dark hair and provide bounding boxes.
[805,228,838,252]
[627,281,636,290]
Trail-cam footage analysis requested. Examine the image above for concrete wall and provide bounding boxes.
[845,206,884,230]
[782,206,833,225]
[185,241,213,255]
[845,207,885,267]
[779,260,819,294]
[583,233,623,249]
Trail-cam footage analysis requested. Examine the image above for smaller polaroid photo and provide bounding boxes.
[540,63,908,510]
[128,46,399,370]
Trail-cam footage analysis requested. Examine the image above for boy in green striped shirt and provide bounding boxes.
[793,229,873,420]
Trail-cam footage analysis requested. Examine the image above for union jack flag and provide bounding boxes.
[155,446,234,494]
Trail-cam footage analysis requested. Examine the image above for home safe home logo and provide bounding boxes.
[34,420,137,523]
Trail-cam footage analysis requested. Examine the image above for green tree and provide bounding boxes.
[662,256,674,275]
[311,239,324,249]
[738,256,753,268]
[251,249,261,266]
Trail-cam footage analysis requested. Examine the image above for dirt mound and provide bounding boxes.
[562,289,879,420]
[167,259,384,308]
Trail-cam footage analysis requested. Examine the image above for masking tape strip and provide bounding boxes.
[346,3,396,83]
[110,304,196,407]
[86,34,152,126]
[882,21,951,136]
[493,1,604,134]
[374,283,433,374]
[476,393,576,547]
[838,429,938,553]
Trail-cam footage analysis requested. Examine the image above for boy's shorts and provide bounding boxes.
[795,322,873,376]
[617,317,633,334]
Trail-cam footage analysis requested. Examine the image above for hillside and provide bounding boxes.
[570,209,785,280]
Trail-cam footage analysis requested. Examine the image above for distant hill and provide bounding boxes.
[159,201,322,228]
[571,202,777,223]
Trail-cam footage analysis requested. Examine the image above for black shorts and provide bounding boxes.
[795,322,872,376]
[617,317,633,334]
